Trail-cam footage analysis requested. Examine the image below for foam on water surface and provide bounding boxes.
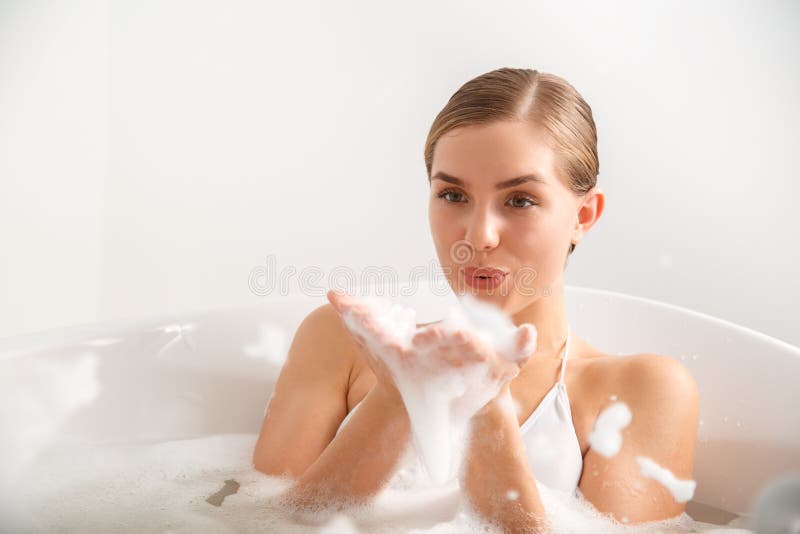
[10,433,749,533]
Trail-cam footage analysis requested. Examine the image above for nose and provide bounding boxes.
[464,208,500,252]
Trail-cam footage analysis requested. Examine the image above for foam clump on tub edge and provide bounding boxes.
[339,293,535,486]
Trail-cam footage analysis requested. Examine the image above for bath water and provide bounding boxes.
[10,433,751,533]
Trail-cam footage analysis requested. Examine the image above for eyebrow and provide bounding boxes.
[430,171,548,189]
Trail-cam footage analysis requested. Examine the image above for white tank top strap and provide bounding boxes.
[557,326,571,385]
[520,323,583,494]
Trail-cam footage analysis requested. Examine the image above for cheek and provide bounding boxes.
[510,217,568,268]
[429,205,458,249]
[511,217,557,253]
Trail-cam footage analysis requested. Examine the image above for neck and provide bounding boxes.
[510,279,569,364]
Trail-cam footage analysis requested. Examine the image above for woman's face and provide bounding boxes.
[428,120,583,314]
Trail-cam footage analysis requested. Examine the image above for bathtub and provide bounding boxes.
[1,281,798,531]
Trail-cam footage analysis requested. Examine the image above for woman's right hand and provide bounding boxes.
[326,290,411,401]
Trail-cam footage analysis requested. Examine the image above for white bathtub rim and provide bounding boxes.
[1,283,797,357]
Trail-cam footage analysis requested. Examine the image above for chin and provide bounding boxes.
[455,287,512,310]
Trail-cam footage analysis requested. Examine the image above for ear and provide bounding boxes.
[572,186,605,246]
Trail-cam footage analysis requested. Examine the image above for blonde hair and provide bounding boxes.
[424,67,599,255]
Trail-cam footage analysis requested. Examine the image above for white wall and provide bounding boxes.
[0,0,107,336]
[1,0,798,346]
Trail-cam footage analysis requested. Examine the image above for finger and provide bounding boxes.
[442,353,465,367]
[397,347,414,366]
[326,289,341,312]
[457,333,489,361]
[359,314,383,336]
[453,330,471,346]
[463,348,487,363]
[411,326,441,347]
[327,289,353,314]
[385,341,405,359]
[354,314,398,353]
[345,305,378,335]
[411,330,432,347]
[431,346,464,368]
[349,305,368,323]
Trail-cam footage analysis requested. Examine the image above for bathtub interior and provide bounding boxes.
[1,282,798,526]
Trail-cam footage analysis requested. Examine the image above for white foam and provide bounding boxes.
[636,456,697,503]
[441,294,535,359]
[318,513,360,533]
[340,293,533,485]
[588,402,632,458]
[0,353,99,530]
[243,322,290,366]
[495,393,518,418]
[9,433,748,533]
[0,353,99,479]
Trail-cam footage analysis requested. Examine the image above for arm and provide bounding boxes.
[253,303,354,478]
[578,354,700,523]
[461,385,549,534]
[252,301,412,509]
[282,382,410,510]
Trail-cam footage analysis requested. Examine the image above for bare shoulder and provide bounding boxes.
[577,352,700,520]
[621,353,699,400]
[300,302,346,339]
[584,352,699,416]
[267,301,360,400]
[296,302,362,365]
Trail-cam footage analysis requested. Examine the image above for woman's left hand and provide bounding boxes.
[412,322,534,377]
[410,321,536,409]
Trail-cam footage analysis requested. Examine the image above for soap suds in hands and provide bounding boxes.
[339,293,535,485]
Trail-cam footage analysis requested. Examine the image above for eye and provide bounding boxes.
[506,194,537,209]
[437,188,467,203]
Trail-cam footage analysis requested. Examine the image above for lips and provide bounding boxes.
[462,266,508,290]
[464,266,508,279]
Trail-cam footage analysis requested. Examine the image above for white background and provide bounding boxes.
[1,0,798,346]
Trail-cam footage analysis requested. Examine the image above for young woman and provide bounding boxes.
[253,67,699,532]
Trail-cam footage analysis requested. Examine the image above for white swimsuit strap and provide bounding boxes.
[558,326,571,384]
